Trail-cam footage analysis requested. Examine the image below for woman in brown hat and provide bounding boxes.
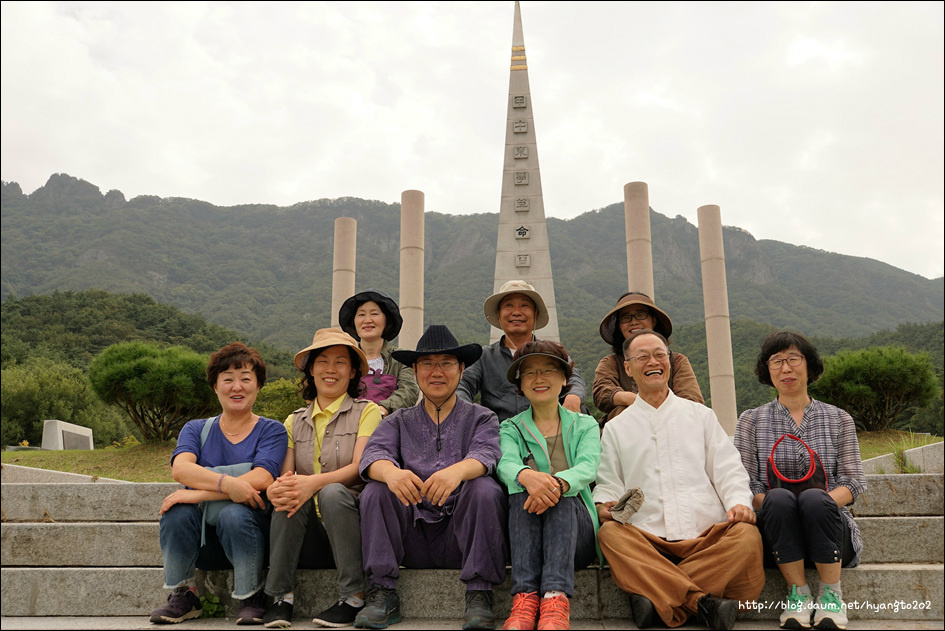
[262,328,383,628]
[593,292,703,425]
[339,288,419,417]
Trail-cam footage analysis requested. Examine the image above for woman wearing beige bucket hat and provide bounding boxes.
[263,328,383,628]
[593,292,704,425]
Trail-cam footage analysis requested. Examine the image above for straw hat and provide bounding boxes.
[293,328,369,374]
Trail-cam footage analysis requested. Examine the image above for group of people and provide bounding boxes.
[150,281,866,631]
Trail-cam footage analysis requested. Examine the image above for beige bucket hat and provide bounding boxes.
[482,279,549,331]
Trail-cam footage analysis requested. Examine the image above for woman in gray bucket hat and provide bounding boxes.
[339,288,419,417]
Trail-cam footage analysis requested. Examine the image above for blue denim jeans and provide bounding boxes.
[508,493,596,597]
[160,501,270,599]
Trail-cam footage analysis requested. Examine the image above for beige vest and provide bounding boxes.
[291,396,371,495]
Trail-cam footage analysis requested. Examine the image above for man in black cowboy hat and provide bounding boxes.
[355,325,508,631]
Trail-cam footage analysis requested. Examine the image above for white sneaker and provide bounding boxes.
[779,585,813,629]
[813,587,848,630]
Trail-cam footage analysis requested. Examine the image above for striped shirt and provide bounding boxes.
[734,397,867,566]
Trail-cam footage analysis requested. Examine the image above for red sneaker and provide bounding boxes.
[537,594,570,630]
[503,592,539,630]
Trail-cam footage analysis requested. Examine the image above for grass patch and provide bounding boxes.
[857,430,943,462]
[3,430,941,482]
[1,442,176,482]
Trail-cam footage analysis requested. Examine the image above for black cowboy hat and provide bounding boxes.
[391,324,482,367]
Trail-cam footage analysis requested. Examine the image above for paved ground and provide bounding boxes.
[1,618,942,630]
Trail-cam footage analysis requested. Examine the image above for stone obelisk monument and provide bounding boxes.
[491,0,560,343]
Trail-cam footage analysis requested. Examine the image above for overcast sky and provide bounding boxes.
[2,1,943,279]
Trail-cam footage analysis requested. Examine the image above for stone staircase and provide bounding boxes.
[2,466,942,622]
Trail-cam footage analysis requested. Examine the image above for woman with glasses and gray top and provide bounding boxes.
[593,292,704,426]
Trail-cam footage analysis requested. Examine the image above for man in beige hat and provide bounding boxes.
[458,280,586,421]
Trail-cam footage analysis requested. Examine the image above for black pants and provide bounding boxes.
[759,487,855,568]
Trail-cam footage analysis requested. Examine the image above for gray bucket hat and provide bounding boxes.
[482,279,549,331]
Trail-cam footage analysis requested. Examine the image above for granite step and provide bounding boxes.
[1,565,941,620]
[4,515,941,567]
[2,473,942,523]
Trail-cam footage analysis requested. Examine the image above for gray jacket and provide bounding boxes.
[457,335,586,422]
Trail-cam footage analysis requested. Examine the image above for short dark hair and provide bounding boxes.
[299,346,364,402]
[622,329,669,360]
[511,339,573,397]
[207,343,266,387]
[754,331,824,387]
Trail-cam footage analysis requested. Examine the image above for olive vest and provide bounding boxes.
[291,395,372,495]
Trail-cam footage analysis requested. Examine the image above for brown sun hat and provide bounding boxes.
[293,328,369,374]
[482,279,550,331]
[599,292,673,345]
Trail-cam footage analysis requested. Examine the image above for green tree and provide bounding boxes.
[255,378,304,422]
[1,357,133,447]
[88,342,216,442]
[810,346,940,432]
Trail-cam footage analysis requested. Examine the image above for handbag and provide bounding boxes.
[196,417,254,545]
[358,369,397,403]
[766,433,828,496]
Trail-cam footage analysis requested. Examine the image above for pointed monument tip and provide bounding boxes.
[512,0,524,48]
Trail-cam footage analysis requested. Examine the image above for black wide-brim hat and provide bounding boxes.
[391,324,482,367]
[338,288,403,341]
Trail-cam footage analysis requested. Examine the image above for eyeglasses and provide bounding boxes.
[625,351,668,364]
[767,355,805,370]
[416,358,460,371]
[618,311,651,323]
[520,367,562,379]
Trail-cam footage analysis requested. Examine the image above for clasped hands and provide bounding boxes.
[385,466,465,507]
[517,468,567,515]
[268,471,325,517]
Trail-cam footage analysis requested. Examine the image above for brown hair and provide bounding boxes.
[206,342,267,387]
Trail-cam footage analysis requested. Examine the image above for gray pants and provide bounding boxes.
[265,482,366,600]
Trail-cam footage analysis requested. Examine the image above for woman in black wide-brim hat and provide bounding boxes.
[339,288,419,417]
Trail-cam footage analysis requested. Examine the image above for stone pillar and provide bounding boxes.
[491,0,560,343]
[698,205,737,434]
[330,217,357,329]
[399,190,425,350]
[624,181,655,299]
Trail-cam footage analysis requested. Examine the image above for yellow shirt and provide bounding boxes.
[284,394,382,475]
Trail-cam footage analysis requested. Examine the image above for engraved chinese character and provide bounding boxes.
[513,120,528,133]
[515,226,530,239]
[513,146,528,159]
[514,171,529,185]
[516,254,531,267]
[513,95,527,108]
[515,198,530,212]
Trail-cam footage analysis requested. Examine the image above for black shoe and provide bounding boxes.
[314,599,364,627]
[697,595,737,631]
[263,599,294,628]
[630,593,661,628]
[354,586,401,629]
[463,590,495,630]
[237,591,270,625]
[149,586,203,624]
